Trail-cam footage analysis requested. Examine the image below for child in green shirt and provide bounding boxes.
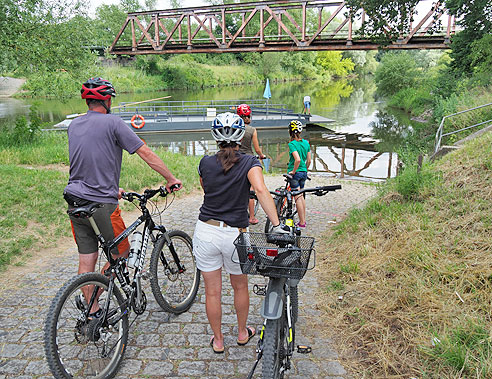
[287,120,311,228]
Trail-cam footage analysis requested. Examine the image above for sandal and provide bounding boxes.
[210,337,224,354]
[237,326,256,346]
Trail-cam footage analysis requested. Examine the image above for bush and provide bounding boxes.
[375,52,419,96]
[0,105,43,147]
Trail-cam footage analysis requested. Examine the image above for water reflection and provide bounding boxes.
[143,126,397,182]
[0,77,414,181]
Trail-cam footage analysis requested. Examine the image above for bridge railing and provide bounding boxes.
[109,0,455,55]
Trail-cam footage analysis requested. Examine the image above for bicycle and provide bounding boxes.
[234,229,314,379]
[44,186,200,378]
[264,173,341,234]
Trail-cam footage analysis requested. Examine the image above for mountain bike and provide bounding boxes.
[264,173,341,233]
[234,230,314,379]
[44,186,200,378]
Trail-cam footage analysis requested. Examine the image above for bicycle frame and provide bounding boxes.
[82,191,187,322]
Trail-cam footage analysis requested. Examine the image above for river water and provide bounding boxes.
[0,77,418,181]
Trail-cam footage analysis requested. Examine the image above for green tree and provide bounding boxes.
[316,51,355,78]
[93,4,129,47]
[469,34,492,75]
[374,52,418,96]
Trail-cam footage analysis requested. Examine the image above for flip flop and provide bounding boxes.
[249,218,259,225]
[210,337,224,354]
[237,326,256,346]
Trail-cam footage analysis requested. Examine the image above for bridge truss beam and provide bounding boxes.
[109,0,455,55]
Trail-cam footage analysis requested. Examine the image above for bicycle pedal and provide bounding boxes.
[297,345,312,354]
[253,284,267,296]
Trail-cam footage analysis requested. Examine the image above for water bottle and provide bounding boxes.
[127,231,142,268]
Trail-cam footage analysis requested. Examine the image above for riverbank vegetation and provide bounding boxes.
[317,0,492,377]
[0,132,201,270]
[367,0,492,161]
[318,132,492,377]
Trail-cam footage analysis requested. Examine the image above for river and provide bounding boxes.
[0,77,418,181]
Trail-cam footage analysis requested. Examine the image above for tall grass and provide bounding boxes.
[317,132,492,377]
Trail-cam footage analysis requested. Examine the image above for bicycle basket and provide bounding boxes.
[232,232,315,280]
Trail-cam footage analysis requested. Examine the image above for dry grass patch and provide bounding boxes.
[317,133,492,378]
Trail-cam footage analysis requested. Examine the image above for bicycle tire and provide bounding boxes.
[265,196,299,233]
[44,272,128,379]
[262,317,287,379]
[254,197,260,218]
[264,197,282,233]
[290,285,298,325]
[149,230,200,314]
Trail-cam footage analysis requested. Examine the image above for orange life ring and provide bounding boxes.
[131,114,145,129]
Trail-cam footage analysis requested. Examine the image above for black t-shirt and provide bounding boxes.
[198,152,261,228]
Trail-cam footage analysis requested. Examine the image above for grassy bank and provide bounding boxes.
[0,132,201,270]
[317,132,492,377]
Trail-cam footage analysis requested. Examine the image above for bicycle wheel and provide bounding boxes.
[254,197,260,218]
[44,272,128,379]
[290,285,298,325]
[264,196,283,233]
[262,316,287,379]
[265,196,299,233]
[149,230,200,314]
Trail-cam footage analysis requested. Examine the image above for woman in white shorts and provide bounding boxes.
[193,112,287,353]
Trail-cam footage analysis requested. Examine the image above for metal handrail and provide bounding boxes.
[434,102,492,154]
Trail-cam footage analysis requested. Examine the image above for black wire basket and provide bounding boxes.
[233,232,315,280]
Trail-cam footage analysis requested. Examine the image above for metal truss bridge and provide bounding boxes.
[109,0,455,55]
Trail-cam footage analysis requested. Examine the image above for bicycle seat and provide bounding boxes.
[67,203,103,218]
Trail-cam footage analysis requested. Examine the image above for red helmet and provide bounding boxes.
[81,77,116,100]
[237,104,251,117]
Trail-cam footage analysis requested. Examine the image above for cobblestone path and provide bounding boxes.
[0,176,377,378]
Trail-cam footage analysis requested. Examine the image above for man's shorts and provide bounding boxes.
[304,101,311,109]
[68,202,129,255]
[290,171,308,190]
[192,220,244,275]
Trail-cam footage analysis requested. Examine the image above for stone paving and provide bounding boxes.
[0,175,377,378]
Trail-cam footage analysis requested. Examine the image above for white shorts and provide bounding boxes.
[193,220,245,275]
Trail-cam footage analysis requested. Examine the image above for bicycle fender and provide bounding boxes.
[260,280,284,319]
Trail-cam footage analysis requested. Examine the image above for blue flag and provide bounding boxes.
[263,78,271,99]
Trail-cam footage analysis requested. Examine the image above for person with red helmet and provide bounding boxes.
[236,103,266,225]
[64,77,182,316]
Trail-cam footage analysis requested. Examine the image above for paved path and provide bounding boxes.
[0,175,376,378]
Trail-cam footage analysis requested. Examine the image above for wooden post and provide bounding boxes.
[352,149,357,171]
[340,144,345,178]
[387,152,393,178]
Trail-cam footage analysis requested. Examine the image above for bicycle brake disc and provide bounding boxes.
[132,291,147,315]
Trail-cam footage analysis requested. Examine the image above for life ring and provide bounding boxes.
[131,114,145,129]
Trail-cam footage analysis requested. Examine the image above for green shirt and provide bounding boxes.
[288,139,310,172]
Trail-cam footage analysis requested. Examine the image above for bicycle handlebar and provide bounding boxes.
[122,184,179,203]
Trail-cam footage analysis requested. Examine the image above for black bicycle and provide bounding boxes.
[234,230,314,379]
[264,173,342,233]
[44,186,200,378]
